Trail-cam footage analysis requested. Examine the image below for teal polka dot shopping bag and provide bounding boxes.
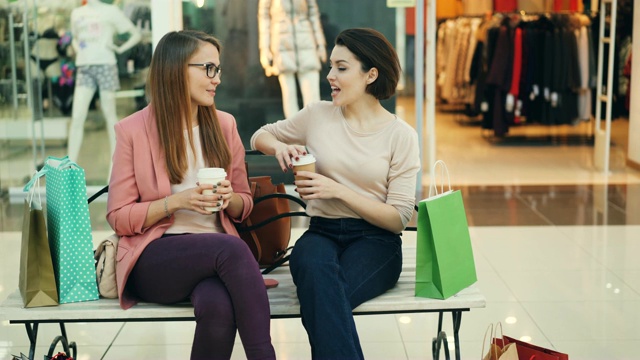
[24,156,99,304]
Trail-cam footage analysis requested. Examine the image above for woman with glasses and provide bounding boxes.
[107,30,276,360]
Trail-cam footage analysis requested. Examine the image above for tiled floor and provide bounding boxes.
[2,97,640,359]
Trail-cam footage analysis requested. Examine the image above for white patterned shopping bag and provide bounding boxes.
[25,156,99,303]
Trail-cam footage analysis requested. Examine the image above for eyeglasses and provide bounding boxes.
[188,63,221,78]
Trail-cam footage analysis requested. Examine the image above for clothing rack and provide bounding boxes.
[436,11,599,145]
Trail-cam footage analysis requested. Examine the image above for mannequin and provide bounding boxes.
[258,0,326,118]
[68,0,141,167]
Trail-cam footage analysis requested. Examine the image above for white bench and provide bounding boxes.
[0,244,485,360]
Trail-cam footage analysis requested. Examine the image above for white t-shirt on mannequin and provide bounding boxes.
[71,0,138,66]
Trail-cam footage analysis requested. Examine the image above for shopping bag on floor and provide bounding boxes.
[415,160,477,299]
[24,156,99,304]
[503,335,568,360]
[482,322,519,360]
[19,175,58,308]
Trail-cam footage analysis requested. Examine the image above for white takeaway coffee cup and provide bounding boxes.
[292,154,316,188]
[197,167,227,212]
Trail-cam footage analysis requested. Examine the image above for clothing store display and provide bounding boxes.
[462,0,493,16]
[437,13,597,136]
[68,0,141,166]
[258,0,326,118]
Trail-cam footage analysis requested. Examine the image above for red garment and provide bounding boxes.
[624,52,632,112]
[494,0,517,12]
[405,6,427,35]
[554,0,580,11]
[509,28,523,97]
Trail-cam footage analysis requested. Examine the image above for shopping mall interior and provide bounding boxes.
[1,0,640,359]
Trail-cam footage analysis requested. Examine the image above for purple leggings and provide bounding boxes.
[128,233,275,360]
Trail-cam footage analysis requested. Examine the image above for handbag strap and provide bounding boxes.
[428,160,452,198]
[245,181,262,260]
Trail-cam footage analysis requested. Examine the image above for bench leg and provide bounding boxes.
[433,311,464,360]
[24,322,38,360]
[452,311,462,360]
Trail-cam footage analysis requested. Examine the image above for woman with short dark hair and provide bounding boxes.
[251,28,420,359]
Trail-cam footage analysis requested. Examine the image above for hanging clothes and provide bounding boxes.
[437,12,597,136]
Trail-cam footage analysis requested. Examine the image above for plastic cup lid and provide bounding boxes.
[292,154,316,166]
[198,167,227,179]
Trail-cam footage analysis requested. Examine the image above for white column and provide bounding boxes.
[396,8,406,91]
[150,0,183,50]
[628,0,640,167]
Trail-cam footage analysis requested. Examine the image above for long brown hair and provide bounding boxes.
[147,30,231,184]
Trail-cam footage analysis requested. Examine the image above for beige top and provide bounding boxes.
[166,126,224,234]
[251,101,420,227]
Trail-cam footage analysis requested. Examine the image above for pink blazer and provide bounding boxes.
[106,106,253,309]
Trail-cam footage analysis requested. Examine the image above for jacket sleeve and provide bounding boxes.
[308,0,326,48]
[225,114,254,223]
[106,121,153,237]
[257,0,272,52]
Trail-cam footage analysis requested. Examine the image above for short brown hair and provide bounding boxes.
[335,28,400,100]
[147,30,231,184]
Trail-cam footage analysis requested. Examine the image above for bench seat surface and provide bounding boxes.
[1,247,486,323]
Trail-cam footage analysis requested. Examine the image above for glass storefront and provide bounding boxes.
[0,0,399,192]
[0,0,151,191]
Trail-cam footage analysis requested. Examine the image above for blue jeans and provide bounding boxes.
[290,217,403,360]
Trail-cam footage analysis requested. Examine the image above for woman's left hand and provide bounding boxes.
[213,179,234,210]
[198,179,234,210]
[294,171,343,200]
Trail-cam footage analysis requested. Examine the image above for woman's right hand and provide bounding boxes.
[275,144,307,172]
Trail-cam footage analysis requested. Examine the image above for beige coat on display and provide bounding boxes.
[258,0,326,118]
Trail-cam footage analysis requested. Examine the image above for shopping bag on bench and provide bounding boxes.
[94,233,119,298]
[25,156,99,304]
[236,176,292,267]
[19,175,58,308]
[415,160,477,299]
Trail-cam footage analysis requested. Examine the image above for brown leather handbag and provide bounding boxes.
[236,176,292,267]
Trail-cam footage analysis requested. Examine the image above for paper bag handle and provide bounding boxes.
[22,156,82,192]
[45,155,81,170]
[428,160,452,198]
[23,167,47,192]
[480,323,494,360]
[25,172,43,206]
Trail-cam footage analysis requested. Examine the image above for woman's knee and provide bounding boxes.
[210,234,256,264]
[191,278,235,326]
[290,235,338,279]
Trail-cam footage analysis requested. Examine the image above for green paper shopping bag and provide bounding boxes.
[415,160,477,299]
[24,156,99,304]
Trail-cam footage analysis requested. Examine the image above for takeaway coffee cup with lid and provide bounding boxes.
[197,167,227,212]
[292,154,316,188]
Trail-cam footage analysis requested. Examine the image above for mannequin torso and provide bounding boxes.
[70,0,138,66]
